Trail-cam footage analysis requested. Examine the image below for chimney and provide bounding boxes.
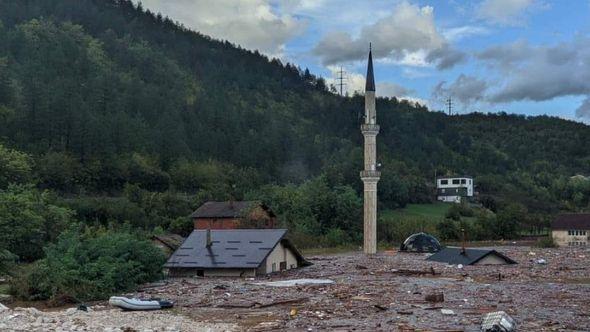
[206,228,212,248]
[460,228,466,255]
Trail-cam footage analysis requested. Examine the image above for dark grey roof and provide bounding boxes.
[190,201,275,218]
[164,229,307,269]
[365,48,375,92]
[426,247,517,265]
[151,234,185,251]
[552,214,590,230]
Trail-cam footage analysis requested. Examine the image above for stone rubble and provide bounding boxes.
[0,305,236,331]
[2,246,589,331]
[134,246,590,331]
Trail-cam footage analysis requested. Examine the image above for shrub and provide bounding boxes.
[0,185,73,261]
[168,216,193,236]
[11,229,166,302]
[535,236,557,248]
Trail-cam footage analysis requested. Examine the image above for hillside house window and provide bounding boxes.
[272,262,277,272]
[280,262,287,271]
[461,179,466,184]
[440,180,448,185]
[452,179,460,184]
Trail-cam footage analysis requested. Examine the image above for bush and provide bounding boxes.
[11,228,166,302]
[168,216,193,236]
[0,185,73,261]
[535,236,557,248]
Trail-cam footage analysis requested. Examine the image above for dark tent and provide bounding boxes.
[399,232,442,253]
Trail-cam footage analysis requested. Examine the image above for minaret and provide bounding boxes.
[360,45,380,255]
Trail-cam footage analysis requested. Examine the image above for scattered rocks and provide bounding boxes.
[0,306,236,331]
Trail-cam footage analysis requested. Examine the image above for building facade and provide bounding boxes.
[552,214,589,247]
[191,201,276,230]
[436,176,474,203]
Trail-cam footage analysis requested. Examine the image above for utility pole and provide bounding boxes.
[337,66,347,96]
[446,97,453,116]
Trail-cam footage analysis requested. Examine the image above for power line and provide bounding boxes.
[446,97,453,116]
[337,66,347,96]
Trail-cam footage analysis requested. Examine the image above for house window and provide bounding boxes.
[452,179,460,185]
[271,262,277,272]
[440,180,448,185]
[280,262,287,271]
[461,179,466,184]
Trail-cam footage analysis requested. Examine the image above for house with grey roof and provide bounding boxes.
[191,201,276,230]
[164,229,309,277]
[427,247,517,265]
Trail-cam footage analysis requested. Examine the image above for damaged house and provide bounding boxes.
[191,201,276,230]
[427,247,517,265]
[164,229,309,277]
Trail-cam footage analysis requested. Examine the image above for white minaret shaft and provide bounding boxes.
[360,46,380,255]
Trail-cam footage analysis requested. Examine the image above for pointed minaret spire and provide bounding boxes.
[360,43,380,255]
[366,44,375,92]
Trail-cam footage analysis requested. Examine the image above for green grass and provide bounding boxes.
[381,202,451,222]
[0,284,9,295]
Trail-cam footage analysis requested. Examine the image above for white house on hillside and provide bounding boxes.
[436,176,474,203]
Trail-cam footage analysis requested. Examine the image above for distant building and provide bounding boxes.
[427,247,517,265]
[164,229,309,277]
[436,176,474,203]
[151,234,185,257]
[191,201,276,230]
[551,214,589,247]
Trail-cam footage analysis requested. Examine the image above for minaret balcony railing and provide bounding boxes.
[360,170,381,179]
[361,123,380,134]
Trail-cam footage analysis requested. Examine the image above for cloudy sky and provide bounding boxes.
[138,0,590,122]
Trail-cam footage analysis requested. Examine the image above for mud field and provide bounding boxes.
[136,246,590,331]
[1,246,589,331]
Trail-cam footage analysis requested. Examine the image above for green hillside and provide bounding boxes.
[0,0,589,252]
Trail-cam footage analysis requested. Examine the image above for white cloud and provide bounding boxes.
[433,74,488,106]
[480,37,590,105]
[476,0,535,26]
[443,26,490,42]
[312,1,464,70]
[576,97,590,118]
[137,0,307,57]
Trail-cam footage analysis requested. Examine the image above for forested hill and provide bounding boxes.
[1,0,590,233]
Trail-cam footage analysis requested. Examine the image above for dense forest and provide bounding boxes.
[1,0,590,300]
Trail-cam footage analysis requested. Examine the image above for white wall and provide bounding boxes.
[264,242,298,273]
[475,254,510,265]
[552,230,588,247]
[437,177,473,196]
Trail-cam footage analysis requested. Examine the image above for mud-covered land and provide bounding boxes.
[140,246,590,331]
[2,246,589,331]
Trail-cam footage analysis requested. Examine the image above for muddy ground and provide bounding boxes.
[130,246,590,331]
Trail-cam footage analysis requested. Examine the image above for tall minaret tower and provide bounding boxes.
[360,45,380,255]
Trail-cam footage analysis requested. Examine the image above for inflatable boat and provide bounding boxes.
[109,296,173,311]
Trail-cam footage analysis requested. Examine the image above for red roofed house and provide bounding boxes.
[551,214,590,247]
[191,201,276,230]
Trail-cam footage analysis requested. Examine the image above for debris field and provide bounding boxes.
[131,246,590,331]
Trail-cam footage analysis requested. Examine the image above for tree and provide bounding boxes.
[0,185,73,261]
[0,144,33,189]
